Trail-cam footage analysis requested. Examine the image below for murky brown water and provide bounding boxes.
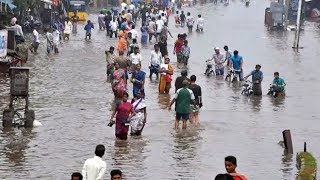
[1,1,320,179]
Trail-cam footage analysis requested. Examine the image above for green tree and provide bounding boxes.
[13,0,40,12]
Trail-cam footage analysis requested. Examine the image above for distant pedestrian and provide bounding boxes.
[82,145,107,180]
[64,17,72,40]
[196,14,204,32]
[84,20,94,40]
[225,156,248,180]
[180,11,186,27]
[71,12,79,33]
[186,12,194,32]
[52,27,60,53]
[173,34,184,63]
[182,40,190,65]
[175,70,188,92]
[109,18,118,38]
[148,17,157,42]
[44,28,53,54]
[110,169,122,180]
[158,57,174,94]
[149,44,162,79]
[98,11,106,30]
[71,172,83,180]
[29,28,40,54]
[140,23,149,44]
[129,47,142,71]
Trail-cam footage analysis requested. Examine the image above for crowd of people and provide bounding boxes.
[6,0,287,179]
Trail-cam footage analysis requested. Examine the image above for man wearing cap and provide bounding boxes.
[169,80,195,129]
[244,64,263,95]
[211,47,225,76]
[174,70,188,92]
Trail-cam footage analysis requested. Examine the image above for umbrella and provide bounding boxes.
[100,8,108,14]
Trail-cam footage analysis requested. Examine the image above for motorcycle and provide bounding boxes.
[267,84,285,98]
[241,80,253,96]
[225,68,241,82]
[23,20,42,33]
[204,59,214,76]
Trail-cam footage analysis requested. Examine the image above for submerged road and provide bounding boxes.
[1,1,320,179]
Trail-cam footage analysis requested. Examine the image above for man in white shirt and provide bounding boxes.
[52,27,60,53]
[29,28,40,54]
[130,47,142,71]
[109,18,118,38]
[186,12,194,32]
[161,13,167,23]
[155,16,164,41]
[12,22,24,43]
[196,14,204,32]
[129,3,135,11]
[121,2,127,11]
[149,44,162,79]
[129,24,139,39]
[82,144,107,180]
[148,17,156,42]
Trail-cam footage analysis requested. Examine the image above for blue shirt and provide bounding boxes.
[230,55,243,70]
[250,70,263,82]
[84,23,94,31]
[273,77,285,91]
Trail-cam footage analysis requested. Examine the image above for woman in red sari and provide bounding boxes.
[112,62,127,101]
[109,92,135,140]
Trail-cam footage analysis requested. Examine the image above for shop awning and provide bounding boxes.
[0,0,16,9]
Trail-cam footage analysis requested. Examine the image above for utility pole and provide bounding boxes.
[284,0,290,29]
[293,0,303,49]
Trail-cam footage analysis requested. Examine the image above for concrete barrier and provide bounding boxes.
[296,151,317,180]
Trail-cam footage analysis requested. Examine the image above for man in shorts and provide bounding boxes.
[169,80,195,129]
[29,28,40,54]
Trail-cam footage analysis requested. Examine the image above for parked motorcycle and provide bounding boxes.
[23,20,42,33]
[241,80,253,96]
[204,59,214,76]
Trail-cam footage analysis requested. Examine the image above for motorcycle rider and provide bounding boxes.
[244,64,263,96]
[268,72,286,97]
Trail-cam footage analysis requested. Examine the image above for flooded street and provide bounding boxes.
[1,0,320,179]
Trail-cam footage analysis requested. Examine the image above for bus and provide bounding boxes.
[68,0,87,21]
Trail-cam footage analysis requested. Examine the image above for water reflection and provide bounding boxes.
[171,129,200,179]
[1,128,36,167]
[158,94,170,109]
[111,137,148,180]
[281,153,293,179]
[249,96,262,111]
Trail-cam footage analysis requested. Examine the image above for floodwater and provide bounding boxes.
[1,0,320,179]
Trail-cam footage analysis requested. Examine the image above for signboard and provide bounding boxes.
[10,68,30,96]
[0,30,8,58]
